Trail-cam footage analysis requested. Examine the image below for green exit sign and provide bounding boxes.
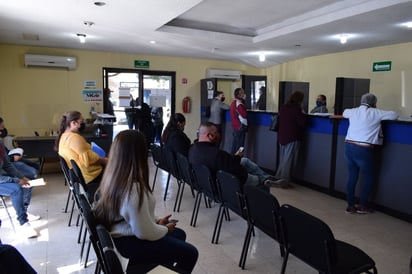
[373,61,391,72]
[134,60,150,68]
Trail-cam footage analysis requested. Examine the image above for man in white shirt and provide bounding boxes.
[343,93,398,214]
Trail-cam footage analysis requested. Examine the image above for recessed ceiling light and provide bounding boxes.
[401,21,412,28]
[339,34,348,44]
[94,2,106,6]
[150,40,156,44]
[259,52,266,62]
[77,33,86,43]
[84,21,95,27]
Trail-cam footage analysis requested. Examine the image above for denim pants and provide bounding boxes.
[231,127,247,154]
[0,183,32,225]
[344,143,375,207]
[240,157,270,186]
[114,227,198,273]
[12,161,38,179]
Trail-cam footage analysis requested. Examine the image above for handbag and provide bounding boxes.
[269,114,279,132]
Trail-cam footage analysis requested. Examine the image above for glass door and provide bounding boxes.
[103,67,176,140]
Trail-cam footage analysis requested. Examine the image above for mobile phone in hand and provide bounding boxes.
[237,147,244,153]
[169,219,179,224]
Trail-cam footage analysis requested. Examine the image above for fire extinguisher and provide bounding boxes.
[183,96,191,113]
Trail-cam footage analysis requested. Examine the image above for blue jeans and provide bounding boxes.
[231,128,246,154]
[241,157,270,186]
[12,161,38,179]
[0,183,32,225]
[344,143,375,207]
[114,227,198,273]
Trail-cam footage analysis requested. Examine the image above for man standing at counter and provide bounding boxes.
[230,88,248,154]
[343,93,397,214]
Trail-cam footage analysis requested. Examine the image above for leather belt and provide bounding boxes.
[345,140,374,148]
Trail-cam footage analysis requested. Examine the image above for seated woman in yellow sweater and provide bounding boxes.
[55,111,107,198]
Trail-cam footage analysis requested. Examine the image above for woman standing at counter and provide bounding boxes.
[274,91,306,188]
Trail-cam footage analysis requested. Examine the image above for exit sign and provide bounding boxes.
[373,61,391,72]
[134,60,150,68]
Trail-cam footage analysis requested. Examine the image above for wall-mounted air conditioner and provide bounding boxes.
[206,68,241,80]
[24,54,77,70]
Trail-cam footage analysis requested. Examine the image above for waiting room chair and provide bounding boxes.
[162,147,184,212]
[95,224,162,274]
[279,204,377,274]
[240,184,284,269]
[58,155,76,226]
[175,152,197,211]
[78,193,107,273]
[70,159,93,203]
[214,170,247,244]
[0,195,15,233]
[190,163,220,227]
[150,143,169,191]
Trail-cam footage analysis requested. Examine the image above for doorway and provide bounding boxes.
[103,67,176,140]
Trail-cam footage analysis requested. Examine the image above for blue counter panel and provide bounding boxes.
[384,122,412,145]
[306,116,333,134]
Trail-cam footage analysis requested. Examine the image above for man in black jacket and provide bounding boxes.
[188,122,277,189]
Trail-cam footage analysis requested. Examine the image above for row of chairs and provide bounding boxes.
[150,144,378,273]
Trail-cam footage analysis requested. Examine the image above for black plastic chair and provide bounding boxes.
[190,163,220,227]
[175,152,197,211]
[279,204,377,274]
[78,194,107,273]
[162,146,184,212]
[214,170,247,244]
[70,159,93,203]
[95,224,124,274]
[58,155,77,226]
[95,224,161,274]
[150,143,169,191]
[240,184,284,269]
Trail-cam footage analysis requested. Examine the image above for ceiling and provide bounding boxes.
[1,0,412,68]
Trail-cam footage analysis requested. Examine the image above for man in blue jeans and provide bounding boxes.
[343,93,398,214]
[0,141,39,238]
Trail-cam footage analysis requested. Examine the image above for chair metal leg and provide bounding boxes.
[239,224,253,269]
[163,173,171,201]
[173,180,183,212]
[151,166,159,191]
[84,239,91,268]
[212,204,225,244]
[176,182,187,212]
[190,192,202,227]
[68,198,75,226]
[280,251,289,274]
[0,196,16,233]
[64,189,72,213]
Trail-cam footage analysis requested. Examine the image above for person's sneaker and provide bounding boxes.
[355,205,374,214]
[345,206,357,214]
[27,213,41,222]
[264,178,285,187]
[20,222,39,238]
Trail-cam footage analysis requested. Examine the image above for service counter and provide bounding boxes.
[222,110,412,222]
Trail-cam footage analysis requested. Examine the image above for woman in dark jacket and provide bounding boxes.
[274,91,306,188]
[161,113,191,157]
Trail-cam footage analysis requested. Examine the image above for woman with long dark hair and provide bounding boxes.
[161,113,191,156]
[93,130,198,273]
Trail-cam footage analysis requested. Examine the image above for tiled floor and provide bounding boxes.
[0,160,411,274]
